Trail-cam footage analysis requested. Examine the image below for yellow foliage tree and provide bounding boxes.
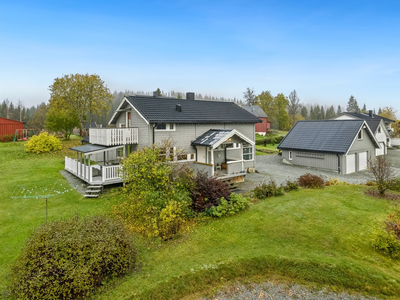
[48,74,113,136]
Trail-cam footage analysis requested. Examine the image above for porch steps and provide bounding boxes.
[84,184,103,198]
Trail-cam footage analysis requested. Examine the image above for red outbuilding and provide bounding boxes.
[241,105,271,135]
[0,117,24,137]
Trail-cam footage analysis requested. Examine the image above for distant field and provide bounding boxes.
[2,139,400,299]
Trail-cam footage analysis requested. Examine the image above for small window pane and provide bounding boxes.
[169,124,174,130]
[156,124,166,130]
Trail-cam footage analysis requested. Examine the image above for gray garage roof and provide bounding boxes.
[240,105,268,118]
[341,112,395,123]
[110,95,262,124]
[277,120,378,154]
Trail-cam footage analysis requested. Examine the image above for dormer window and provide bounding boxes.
[378,126,381,133]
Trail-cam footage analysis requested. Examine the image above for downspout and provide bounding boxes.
[337,154,341,174]
[152,124,156,145]
[192,145,197,162]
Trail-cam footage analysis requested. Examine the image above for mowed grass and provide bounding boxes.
[97,186,400,299]
[256,143,279,155]
[2,140,400,299]
[0,139,117,291]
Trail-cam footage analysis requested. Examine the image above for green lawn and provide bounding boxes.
[0,140,117,292]
[2,141,400,299]
[255,143,279,155]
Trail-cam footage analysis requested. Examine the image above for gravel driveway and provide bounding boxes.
[237,148,400,192]
[204,282,377,300]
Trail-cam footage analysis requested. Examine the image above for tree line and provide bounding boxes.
[243,88,392,130]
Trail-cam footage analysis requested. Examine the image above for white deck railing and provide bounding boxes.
[65,157,122,184]
[89,128,138,146]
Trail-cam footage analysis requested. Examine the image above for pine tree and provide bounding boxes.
[300,106,308,119]
[320,106,325,119]
[243,87,256,105]
[378,107,382,115]
[337,105,342,115]
[347,95,360,113]
[361,103,367,113]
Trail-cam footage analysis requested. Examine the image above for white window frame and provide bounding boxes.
[175,152,196,162]
[289,151,293,160]
[155,123,176,131]
[243,145,254,161]
[358,130,363,140]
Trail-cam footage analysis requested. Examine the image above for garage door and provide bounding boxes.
[358,152,368,170]
[376,142,385,156]
[346,154,356,174]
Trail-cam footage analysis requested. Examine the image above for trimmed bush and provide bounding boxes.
[298,173,325,189]
[371,228,400,258]
[9,215,137,300]
[253,181,283,199]
[283,180,299,192]
[190,171,231,213]
[207,193,251,217]
[24,132,61,154]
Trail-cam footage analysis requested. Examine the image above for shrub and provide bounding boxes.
[283,180,299,192]
[190,171,231,213]
[368,156,394,195]
[158,200,186,240]
[112,189,192,239]
[298,173,325,189]
[253,181,283,199]
[0,134,14,143]
[24,132,61,154]
[9,215,137,300]
[371,228,400,258]
[329,177,348,186]
[207,193,251,217]
[390,178,400,192]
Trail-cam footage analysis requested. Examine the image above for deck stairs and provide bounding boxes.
[84,184,103,198]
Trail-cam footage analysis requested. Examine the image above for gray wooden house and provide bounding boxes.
[277,120,380,174]
[333,110,394,155]
[65,92,261,185]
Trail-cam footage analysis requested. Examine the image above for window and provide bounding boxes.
[243,145,253,161]
[156,123,167,130]
[155,123,175,131]
[358,130,363,140]
[289,151,293,160]
[378,126,381,133]
[176,152,196,162]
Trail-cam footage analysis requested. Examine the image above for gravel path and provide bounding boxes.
[59,170,87,195]
[204,282,378,300]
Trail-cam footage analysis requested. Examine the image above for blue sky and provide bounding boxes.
[1,0,399,115]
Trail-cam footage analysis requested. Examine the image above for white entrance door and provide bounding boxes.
[346,154,356,174]
[376,142,385,156]
[358,152,368,170]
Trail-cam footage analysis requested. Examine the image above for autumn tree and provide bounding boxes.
[243,87,256,105]
[274,93,290,130]
[256,91,275,127]
[46,107,79,140]
[287,89,301,126]
[347,95,360,113]
[48,74,112,136]
[380,107,397,121]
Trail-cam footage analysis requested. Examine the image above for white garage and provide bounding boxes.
[376,142,385,156]
[346,154,356,174]
[358,151,368,170]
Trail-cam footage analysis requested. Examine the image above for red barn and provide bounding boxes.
[241,105,270,135]
[0,117,23,137]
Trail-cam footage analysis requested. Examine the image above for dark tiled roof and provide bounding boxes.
[364,119,381,134]
[343,112,395,123]
[240,105,268,118]
[191,129,232,147]
[277,120,377,154]
[124,96,262,124]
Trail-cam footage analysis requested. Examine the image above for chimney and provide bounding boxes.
[176,104,182,112]
[153,91,158,97]
[369,110,373,117]
[186,92,195,100]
